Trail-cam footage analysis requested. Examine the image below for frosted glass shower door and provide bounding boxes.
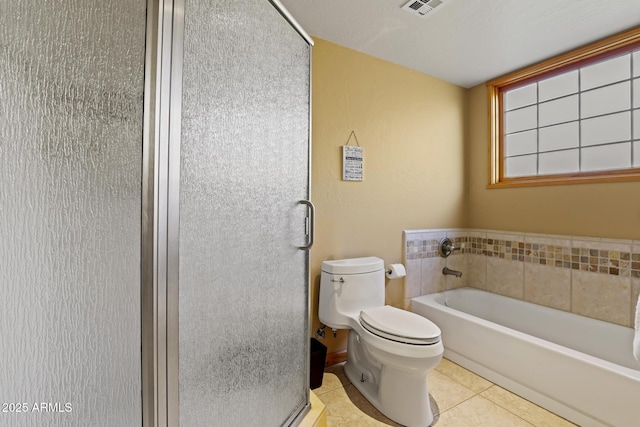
[0,1,146,426]
[176,0,312,426]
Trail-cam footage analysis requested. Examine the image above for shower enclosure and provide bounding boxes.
[0,0,312,426]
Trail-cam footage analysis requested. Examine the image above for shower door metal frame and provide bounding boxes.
[141,0,158,422]
[141,0,185,425]
[141,0,314,426]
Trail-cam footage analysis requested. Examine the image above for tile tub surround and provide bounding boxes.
[403,229,640,328]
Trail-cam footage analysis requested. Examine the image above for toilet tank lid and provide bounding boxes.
[321,257,384,275]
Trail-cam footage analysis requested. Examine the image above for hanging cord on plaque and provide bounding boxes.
[345,130,360,147]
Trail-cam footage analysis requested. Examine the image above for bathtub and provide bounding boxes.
[411,287,640,427]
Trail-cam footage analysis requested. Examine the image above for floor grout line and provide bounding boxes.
[475,394,538,427]
[433,391,479,420]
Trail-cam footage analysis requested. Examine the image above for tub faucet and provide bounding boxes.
[442,267,462,278]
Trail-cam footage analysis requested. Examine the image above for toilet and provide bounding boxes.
[319,257,443,427]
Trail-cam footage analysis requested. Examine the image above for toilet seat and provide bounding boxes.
[360,306,441,345]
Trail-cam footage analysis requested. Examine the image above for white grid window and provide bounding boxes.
[503,50,640,178]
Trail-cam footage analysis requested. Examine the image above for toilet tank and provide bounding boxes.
[319,257,385,329]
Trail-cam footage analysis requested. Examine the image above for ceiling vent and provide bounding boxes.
[401,0,446,18]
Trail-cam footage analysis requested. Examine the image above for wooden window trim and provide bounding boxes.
[487,26,640,189]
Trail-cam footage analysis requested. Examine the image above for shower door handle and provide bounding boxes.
[297,200,315,250]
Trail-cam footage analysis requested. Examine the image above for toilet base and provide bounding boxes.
[344,361,434,427]
[344,332,437,427]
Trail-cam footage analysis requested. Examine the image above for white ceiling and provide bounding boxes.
[280,0,640,88]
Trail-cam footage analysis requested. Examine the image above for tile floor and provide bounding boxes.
[314,358,577,427]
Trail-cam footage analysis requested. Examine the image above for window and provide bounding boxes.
[487,27,640,187]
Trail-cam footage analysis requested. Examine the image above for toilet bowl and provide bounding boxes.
[319,257,444,427]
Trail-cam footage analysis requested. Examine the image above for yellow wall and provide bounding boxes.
[311,39,467,353]
[466,84,640,240]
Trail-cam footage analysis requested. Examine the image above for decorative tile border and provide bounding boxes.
[405,230,640,279]
[405,239,438,260]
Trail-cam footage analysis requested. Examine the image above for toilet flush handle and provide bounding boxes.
[331,277,344,293]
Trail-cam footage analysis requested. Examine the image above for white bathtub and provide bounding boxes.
[411,287,640,427]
